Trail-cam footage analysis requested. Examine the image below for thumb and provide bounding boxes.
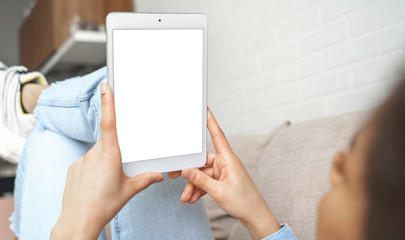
[182,168,221,199]
[126,173,165,196]
[100,82,119,148]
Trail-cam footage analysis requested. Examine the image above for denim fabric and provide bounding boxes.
[11,67,213,239]
[262,224,297,240]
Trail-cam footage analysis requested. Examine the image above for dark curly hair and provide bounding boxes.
[366,73,405,240]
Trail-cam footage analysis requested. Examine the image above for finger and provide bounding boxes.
[180,167,212,202]
[126,172,164,197]
[169,157,214,179]
[182,168,221,199]
[207,108,231,154]
[188,189,206,204]
[180,182,195,202]
[201,167,214,178]
[168,171,182,179]
[100,82,119,148]
[206,152,216,167]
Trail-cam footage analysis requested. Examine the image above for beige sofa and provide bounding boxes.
[0,112,366,239]
[204,112,367,240]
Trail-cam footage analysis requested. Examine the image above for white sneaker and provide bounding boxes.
[0,63,24,163]
[0,62,48,163]
[0,63,48,138]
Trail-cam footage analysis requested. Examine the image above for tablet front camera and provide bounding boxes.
[158,19,162,22]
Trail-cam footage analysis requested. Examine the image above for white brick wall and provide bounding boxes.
[135,0,405,136]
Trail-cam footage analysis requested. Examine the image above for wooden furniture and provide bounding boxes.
[19,0,133,71]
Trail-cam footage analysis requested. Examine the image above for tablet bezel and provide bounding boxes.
[106,13,207,176]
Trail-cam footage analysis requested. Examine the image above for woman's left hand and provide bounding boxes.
[51,83,164,239]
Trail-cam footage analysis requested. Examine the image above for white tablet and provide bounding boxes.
[106,13,207,176]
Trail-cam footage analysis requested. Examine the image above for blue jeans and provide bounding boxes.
[11,67,213,239]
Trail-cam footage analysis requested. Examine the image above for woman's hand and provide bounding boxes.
[169,109,280,240]
[51,83,164,239]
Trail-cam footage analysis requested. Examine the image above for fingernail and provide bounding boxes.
[184,169,195,181]
[101,83,108,95]
[180,192,185,200]
[154,176,164,183]
[207,109,212,119]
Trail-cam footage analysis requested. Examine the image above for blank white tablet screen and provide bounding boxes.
[113,29,203,163]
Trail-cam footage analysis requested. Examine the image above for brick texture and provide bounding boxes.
[135,0,405,136]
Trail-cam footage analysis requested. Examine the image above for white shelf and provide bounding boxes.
[39,30,106,75]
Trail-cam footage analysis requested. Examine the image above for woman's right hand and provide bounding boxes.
[169,109,281,240]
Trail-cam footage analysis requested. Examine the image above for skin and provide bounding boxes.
[21,83,48,113]
[168,109,281,239]
[317,123,372,240]
[51,83,164,239]
[50,83,372,239]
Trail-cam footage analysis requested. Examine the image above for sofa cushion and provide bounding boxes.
[228,112,367,240]
[204,123,290,240]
